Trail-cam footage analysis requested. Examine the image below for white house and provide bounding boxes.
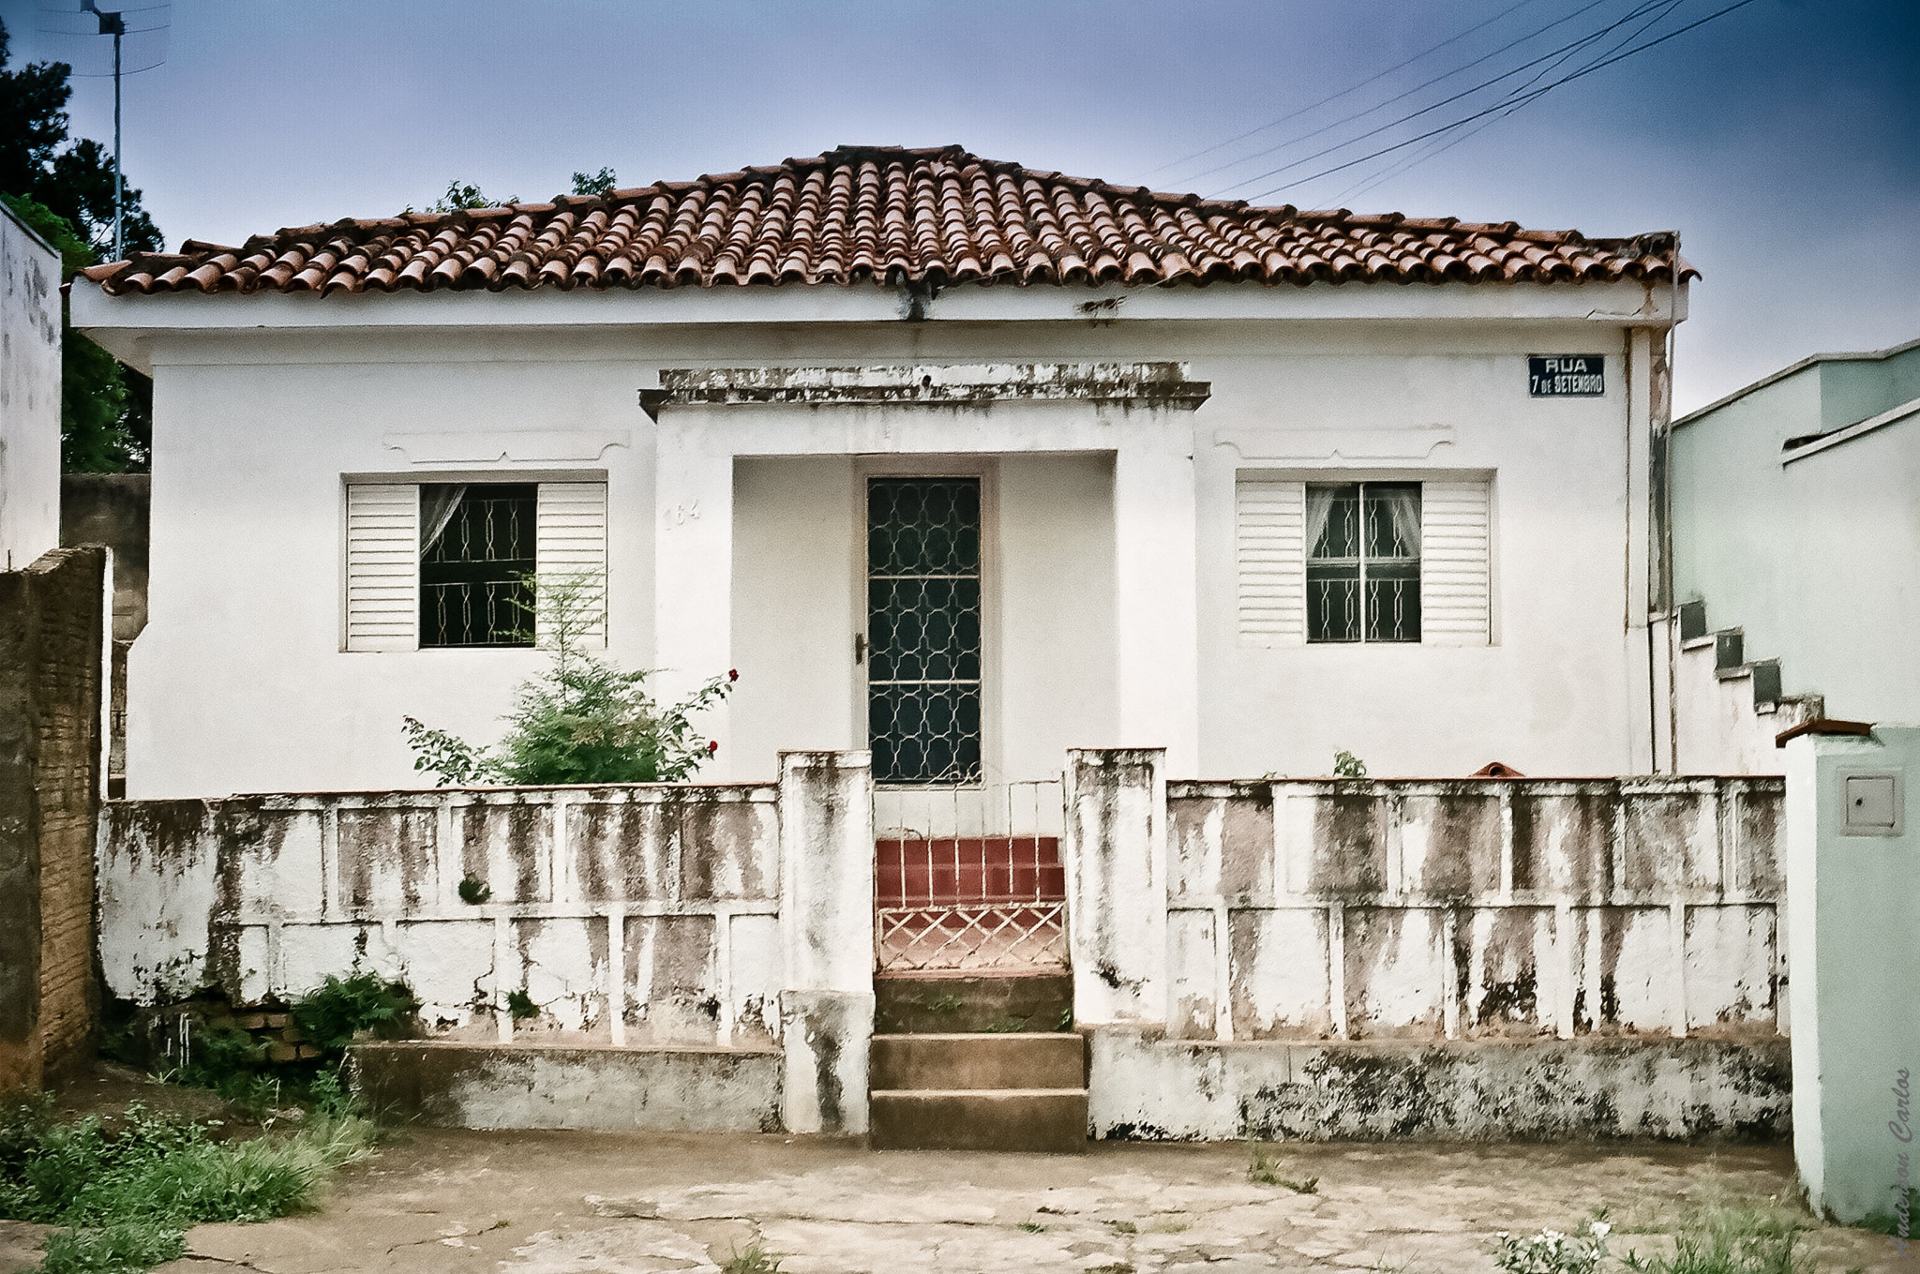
[71,145,1693,798]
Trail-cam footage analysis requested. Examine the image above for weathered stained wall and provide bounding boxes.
[0,547,108,1089]
[1066,751,1789,1139]
[60,473,149,794]
[1161,776,1783,1041]
[98,750,877,1135]
[100,785,784,1045]
[0,203,61,570]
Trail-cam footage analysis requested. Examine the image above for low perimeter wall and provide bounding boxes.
[97,751,874,1135]
[1066,750,1789,1139]
[101,747,1791,1141]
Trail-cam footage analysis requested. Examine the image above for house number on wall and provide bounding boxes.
[662,501,701,527]
[1528,354,1606,397]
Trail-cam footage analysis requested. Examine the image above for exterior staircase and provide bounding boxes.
[1673,599,1824,773]
[869,971,1087,1152]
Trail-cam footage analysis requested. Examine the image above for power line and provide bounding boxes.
[1321,0,1688,205]
[1145,0,1553,179]
[1243,0,1761,204]
[1211,0,1678,198]
[1182,0,1639,189]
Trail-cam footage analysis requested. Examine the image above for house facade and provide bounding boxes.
[72,145,1692,798]
[1666,336,1920,773]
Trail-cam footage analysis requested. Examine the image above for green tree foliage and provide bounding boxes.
[404,574,737,786]
[570,166,616,197]
[0,20,162,258]
[0,18,158,471]
[407,178,519,214]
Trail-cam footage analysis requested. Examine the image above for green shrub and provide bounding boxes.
[291,973,417,1056]
[404,573,736,786]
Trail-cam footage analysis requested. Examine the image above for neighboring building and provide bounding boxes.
[1667,336,1920,773]
[0,200,62,570]
[70,145,1694,798]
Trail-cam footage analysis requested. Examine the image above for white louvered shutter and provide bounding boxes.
[1235,477,1306,644]
[536,482,608,646]
[1420,479,1492,645]
[344,483,418,651]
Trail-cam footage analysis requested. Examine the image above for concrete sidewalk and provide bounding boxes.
[9,1130,1904,1273]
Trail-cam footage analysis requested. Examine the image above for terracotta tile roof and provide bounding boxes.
[80,144,1695,297]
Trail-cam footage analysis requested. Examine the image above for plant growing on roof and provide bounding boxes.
[403,572,737,787]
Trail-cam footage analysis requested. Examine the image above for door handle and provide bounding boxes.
[854,632,866,665]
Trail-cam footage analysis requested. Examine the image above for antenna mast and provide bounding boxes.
[80,0,127,260]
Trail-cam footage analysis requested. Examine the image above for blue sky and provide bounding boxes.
[8,0,1915,411]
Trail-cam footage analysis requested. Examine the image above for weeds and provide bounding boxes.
[290,973,417,1055]
[720,1243,784,1273]
[1492,1219,1611,1274]
[1106,1219,1138,1234]
[1016,1220,1047,1233]
[1246,1144,1317,1193]
[505,990,539,1021]
[457,875,493,905]
[1618,1206,1813,1274]
[0,1096,375,1274]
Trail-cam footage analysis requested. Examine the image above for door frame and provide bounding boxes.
[850,456,1002,788]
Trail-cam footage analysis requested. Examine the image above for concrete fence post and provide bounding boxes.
[1064,748,1169,1027]
[776,749,875,1135]
[1786,724,1920,1223]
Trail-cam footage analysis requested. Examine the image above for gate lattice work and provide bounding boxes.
[874,780,1067,972]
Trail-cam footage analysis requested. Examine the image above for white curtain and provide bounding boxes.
[1373,486,1422,560]
[419,485,467,560]
[1304,486,1337,560]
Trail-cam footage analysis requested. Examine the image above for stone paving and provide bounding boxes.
[2,1129,1906,1273]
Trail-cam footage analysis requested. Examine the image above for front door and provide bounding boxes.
[865,476,983,785]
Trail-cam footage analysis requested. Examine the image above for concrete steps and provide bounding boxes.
[874,970,1074,1034]
[869,1087,1088,1152]
[869,973,1086,1152]
[872,1031,1085,1090]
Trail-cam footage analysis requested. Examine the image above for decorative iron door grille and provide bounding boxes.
[865,477,984,785]
[874,781,1068,972]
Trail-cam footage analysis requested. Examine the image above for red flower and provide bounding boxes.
[727,668,739,682]
[707,740,720,755]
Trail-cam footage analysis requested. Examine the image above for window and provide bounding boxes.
[344,480,607,652]
[419,483,537,647]
[1305,482,1421,643]
[1235,475,1490,647]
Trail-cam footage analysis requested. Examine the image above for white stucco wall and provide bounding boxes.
[1672,343,1920,733]
[0,204,62,569]
[103,303,1666,797]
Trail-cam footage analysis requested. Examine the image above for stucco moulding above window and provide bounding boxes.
[1213,426,1456,462]
[381,430,633,465]
[637,362,1211,419]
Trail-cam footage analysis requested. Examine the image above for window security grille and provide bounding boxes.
[1306,482,1422,643]
[419,483,537,648]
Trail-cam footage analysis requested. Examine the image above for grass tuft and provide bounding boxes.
[1247,1144,1318,1193]
[721,1243,784,1273]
